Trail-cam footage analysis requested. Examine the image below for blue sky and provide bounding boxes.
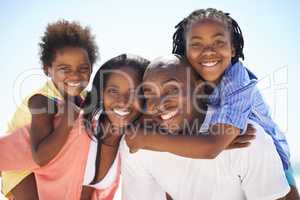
[0,0,299,171]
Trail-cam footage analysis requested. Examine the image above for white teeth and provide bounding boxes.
[161,110,178,120]
[201,61,218,67]
[67,82,81,87]
[113,108,130,116]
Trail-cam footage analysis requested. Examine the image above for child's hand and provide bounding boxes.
[124,127,145,153]
[226,124,256,150]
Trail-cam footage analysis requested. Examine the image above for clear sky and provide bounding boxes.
[0,0,299,181]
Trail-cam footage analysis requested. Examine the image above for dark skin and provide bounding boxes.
[10,173,39,200]
[81,66,144,198]
[80,133,121,199]
[80,119,122,199]
[185,19,299,199]
[126,60,255,158]
[8,47,92,200]
[126,59,288,200]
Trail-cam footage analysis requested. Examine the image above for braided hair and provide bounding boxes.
[172,8,244,64]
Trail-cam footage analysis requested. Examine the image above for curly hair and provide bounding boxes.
[39,19,98,74]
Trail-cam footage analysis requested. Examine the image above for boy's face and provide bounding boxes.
[103,66,143,128]
[185,19,235,84]
[143,63,198,132]
[47,47,91,97]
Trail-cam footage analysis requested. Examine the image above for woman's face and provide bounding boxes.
[103,66,143,127]
[143,63,202,133]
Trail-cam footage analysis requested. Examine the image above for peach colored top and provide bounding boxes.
[0,81,120,200]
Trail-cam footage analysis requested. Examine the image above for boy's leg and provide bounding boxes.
[10,173,38,200]
[285,186,299,200]
[166,193,173,200]
[284,166,300,200]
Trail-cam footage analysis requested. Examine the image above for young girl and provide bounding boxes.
[0,20,103,199]
[126,8,299,199]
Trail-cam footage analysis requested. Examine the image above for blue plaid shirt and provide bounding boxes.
[208,61,290,169]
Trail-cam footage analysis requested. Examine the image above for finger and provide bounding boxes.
[234,135,256,143]
[227,142,251,149]
[129,149,138,154]
[246,124,256,134]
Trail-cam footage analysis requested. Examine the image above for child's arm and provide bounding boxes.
[125,123,255,159]
[28,94,79,166]
[126,124,239,159]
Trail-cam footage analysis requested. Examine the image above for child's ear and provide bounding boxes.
[44,65,52,76]
[231,46,236,58]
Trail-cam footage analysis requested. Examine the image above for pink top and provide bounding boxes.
[0,113,120,200]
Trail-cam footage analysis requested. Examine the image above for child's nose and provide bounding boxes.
[202,45,217,55]
[69,70,82,79]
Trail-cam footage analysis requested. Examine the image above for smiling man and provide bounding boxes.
[121,55,290,200]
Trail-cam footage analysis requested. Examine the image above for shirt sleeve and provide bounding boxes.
[210,81,257,134]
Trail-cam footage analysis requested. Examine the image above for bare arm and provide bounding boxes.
[126,123,240,159]
[28,94,79,166]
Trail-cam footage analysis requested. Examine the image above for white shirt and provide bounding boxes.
[120,106,290,200]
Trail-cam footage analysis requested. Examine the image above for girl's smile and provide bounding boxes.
[185,19,235,84]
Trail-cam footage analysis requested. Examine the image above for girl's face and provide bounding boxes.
[185,19,235,84]
[143,64,198,133]
[47,47,91,97]
[103,66,143,127]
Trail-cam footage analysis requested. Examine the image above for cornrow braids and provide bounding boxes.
[172,8,244,64]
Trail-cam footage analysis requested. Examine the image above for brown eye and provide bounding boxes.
[59,68,71,74]
[214,40,226,48]
[190,42,204,49]
[165,85,180,96]
[106,87,119,95]
[79,66,90,73]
